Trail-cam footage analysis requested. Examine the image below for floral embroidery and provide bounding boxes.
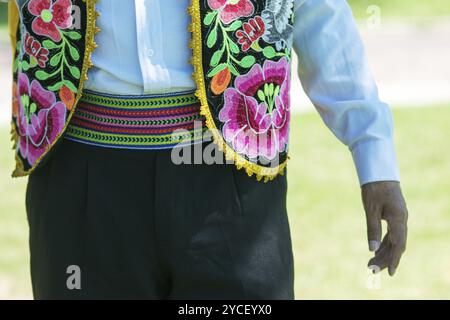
[24,32,49,68]
[59,85,75,110]
[16,72,66,166]
[261,0,295,51]
[197,0,295,174]
[219,57,290,160]
[236,16,265,52]
[207,0,254,25]
[10,0,97,176]
[29,0,73,42]
[211,67,232,95]
[12,82,19,118]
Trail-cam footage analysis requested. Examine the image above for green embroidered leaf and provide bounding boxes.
[274,85,281,97]
[29,102,37,114]
[207,28,218,48]
[63,80,78,93]
[42,40,58,49]
[203,11,217,26]
[69,47,80,61]
[50,53,62,67]
[13,58,19,72]
[21,61,30,71]
[257,90,265,102]
[228,63,239,76]
[263,46,276,59]
[35,70,51,80]
[68,66,81,79]
[264,83,269,96]
[238,56,256,68]
[229,41,240,54]
[210,49,224,67]
[207,63,228,78]
[269,83,274,96]
[47,81,65,91]
[65,31,82,40]
[29,57,38,68]
[227,20,242,32]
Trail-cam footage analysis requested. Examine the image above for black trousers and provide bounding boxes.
[26,139,294,299]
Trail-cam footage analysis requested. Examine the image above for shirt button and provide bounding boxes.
[147,49,154,57]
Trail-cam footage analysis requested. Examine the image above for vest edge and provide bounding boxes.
[12,0,101,178]
[187,0,289,183]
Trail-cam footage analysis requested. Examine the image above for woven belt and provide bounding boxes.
[65,89,206,149]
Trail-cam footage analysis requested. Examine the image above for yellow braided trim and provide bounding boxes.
[8,1,19,57]
[12,0,101,177]
[187,0,288,182]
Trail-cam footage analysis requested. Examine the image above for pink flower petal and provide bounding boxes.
[28,0,51,16]
[30,80,56,110]
[28,111,48,147]
[52,0,73,29]
[18,73,30,97]
[46,102,67,143]
[220,0,254,24]
[19,136,29,160]
[234,63,264,97]
[32,17,61,42]
[26,139,46,166]
[207,0,227,10]
[263,57,289,86]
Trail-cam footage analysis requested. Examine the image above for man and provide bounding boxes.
[7,0,408,299]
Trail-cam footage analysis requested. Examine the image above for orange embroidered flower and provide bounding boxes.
[12,82,19,118]
[59,85,75,110]
[211,67,231,95]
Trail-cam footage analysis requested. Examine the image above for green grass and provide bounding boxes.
[347,0,450,19]
[1,105,450,299]
[288,105,450,299]
[0,25,7,43]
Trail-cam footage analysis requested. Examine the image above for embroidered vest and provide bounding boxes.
[9,0,295,181]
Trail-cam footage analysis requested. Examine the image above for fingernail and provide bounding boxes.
[369,240,380,252]
[368,265,380,274]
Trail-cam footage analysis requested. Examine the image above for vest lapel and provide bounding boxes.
[10,0,100,177]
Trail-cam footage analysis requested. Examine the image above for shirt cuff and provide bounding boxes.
[351,139,401,186]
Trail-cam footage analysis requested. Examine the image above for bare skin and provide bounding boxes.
[362,181,408,276]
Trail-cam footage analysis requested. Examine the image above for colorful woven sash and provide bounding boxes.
[65,90,205,149]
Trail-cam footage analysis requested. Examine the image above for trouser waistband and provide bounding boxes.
[65,89,205,149]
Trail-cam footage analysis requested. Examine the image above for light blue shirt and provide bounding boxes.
[83,0,400,186]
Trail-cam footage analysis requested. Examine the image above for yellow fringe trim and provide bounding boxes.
[12,0,101,177]
[8,1,19,57]
[187,0,288,182]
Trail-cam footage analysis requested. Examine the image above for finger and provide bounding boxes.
[364,204,382,252]
[387,219,408,276]
[368,234,391,272]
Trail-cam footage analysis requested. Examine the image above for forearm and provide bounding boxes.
[292,0,400,186]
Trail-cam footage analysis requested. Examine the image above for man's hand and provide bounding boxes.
[362,181,408,276]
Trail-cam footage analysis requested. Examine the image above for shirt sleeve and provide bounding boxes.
[292,0,400,186]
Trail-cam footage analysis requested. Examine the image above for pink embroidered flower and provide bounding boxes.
[219,57,290,160]
[16,73,66,165]
[207,0,255,25]
[236,16,265,51]
[28,0,73,42]
[24,32,49,68]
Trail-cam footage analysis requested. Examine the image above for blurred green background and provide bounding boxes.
[1,1,450,299]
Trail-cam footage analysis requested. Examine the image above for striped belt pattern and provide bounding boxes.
[65,90,206,149]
